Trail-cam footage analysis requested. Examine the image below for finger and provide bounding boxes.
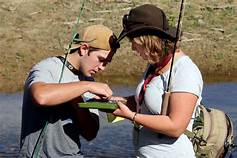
[104,84,113,96]
[106,95,112,100]
[117,101,123,105]
[110,96,126,101]
[104,90,113,98]
[108,96,116,102]
[94,88,110,99]
[93,95,101,100]
[100,93,112,100]
[112,109,120,115]
[116,101,124,108]
[102,92,112,100]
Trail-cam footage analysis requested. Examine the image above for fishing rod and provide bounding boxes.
[30,0,87,157]
[161,0,186,115]
[59,0,86,83]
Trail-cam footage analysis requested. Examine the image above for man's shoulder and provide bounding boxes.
[26,56,62,84]
[37,56,60,65]
[33,56,61,70]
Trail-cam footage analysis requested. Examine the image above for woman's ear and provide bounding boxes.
[79,43,90,56]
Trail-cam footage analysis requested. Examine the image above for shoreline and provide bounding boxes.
[1,73,237,93]
[0,0,236,93]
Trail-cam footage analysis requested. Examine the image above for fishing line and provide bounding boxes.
[30,0,86,157]
[161,0,186,115]
[59,0,86,83]
[166,0,186,92]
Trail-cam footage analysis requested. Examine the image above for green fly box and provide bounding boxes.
[79,101,124,123]
[78,101,118,110]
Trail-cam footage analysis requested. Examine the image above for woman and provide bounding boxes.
[112,4,203,158]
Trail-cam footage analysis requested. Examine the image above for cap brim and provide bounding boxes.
[117,25,177,42]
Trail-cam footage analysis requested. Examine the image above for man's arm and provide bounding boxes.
[30,81,112,106]
[72,106,99,141]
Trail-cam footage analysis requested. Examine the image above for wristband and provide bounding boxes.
[132,112,137,124]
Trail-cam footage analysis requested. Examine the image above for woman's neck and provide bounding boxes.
[155,49,185,74]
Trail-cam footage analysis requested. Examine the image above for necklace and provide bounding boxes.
[56,56,81,75]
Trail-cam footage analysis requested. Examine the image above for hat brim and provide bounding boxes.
[117,25,177,42]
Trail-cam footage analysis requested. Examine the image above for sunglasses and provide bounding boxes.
[122,14,129,31]
[105,34,120,62]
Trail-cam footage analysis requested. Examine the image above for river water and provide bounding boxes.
[0,82,236,157]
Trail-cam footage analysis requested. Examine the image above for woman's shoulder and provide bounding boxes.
[174,55,200,72]
[172,54,203,83]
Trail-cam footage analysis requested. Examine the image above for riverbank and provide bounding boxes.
[0,0,236,92]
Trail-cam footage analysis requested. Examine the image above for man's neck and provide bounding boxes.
[65,53,80,70]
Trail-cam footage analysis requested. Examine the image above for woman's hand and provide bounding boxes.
[113,101,134,120]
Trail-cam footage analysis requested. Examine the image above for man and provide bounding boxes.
[20,24,118,157]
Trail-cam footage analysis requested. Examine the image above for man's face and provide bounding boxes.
[80,49,110,77]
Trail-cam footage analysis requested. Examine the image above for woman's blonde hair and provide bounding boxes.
[134,35,175,64]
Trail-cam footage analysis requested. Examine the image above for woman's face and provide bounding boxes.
[131,40,148,60]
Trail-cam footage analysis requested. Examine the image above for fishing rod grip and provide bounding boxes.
[161,91,171,115]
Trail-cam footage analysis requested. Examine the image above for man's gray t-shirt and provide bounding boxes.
[20,57,97,157]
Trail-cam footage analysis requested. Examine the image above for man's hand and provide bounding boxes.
[88,82,113,100]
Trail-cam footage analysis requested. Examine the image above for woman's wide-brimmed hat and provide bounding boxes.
[117,4,177,42]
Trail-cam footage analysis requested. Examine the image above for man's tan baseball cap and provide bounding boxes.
[71,24,113,51]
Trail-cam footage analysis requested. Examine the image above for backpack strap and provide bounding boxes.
[225,113,235,149]
[184,129,212,157]
[184,129,194,139]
